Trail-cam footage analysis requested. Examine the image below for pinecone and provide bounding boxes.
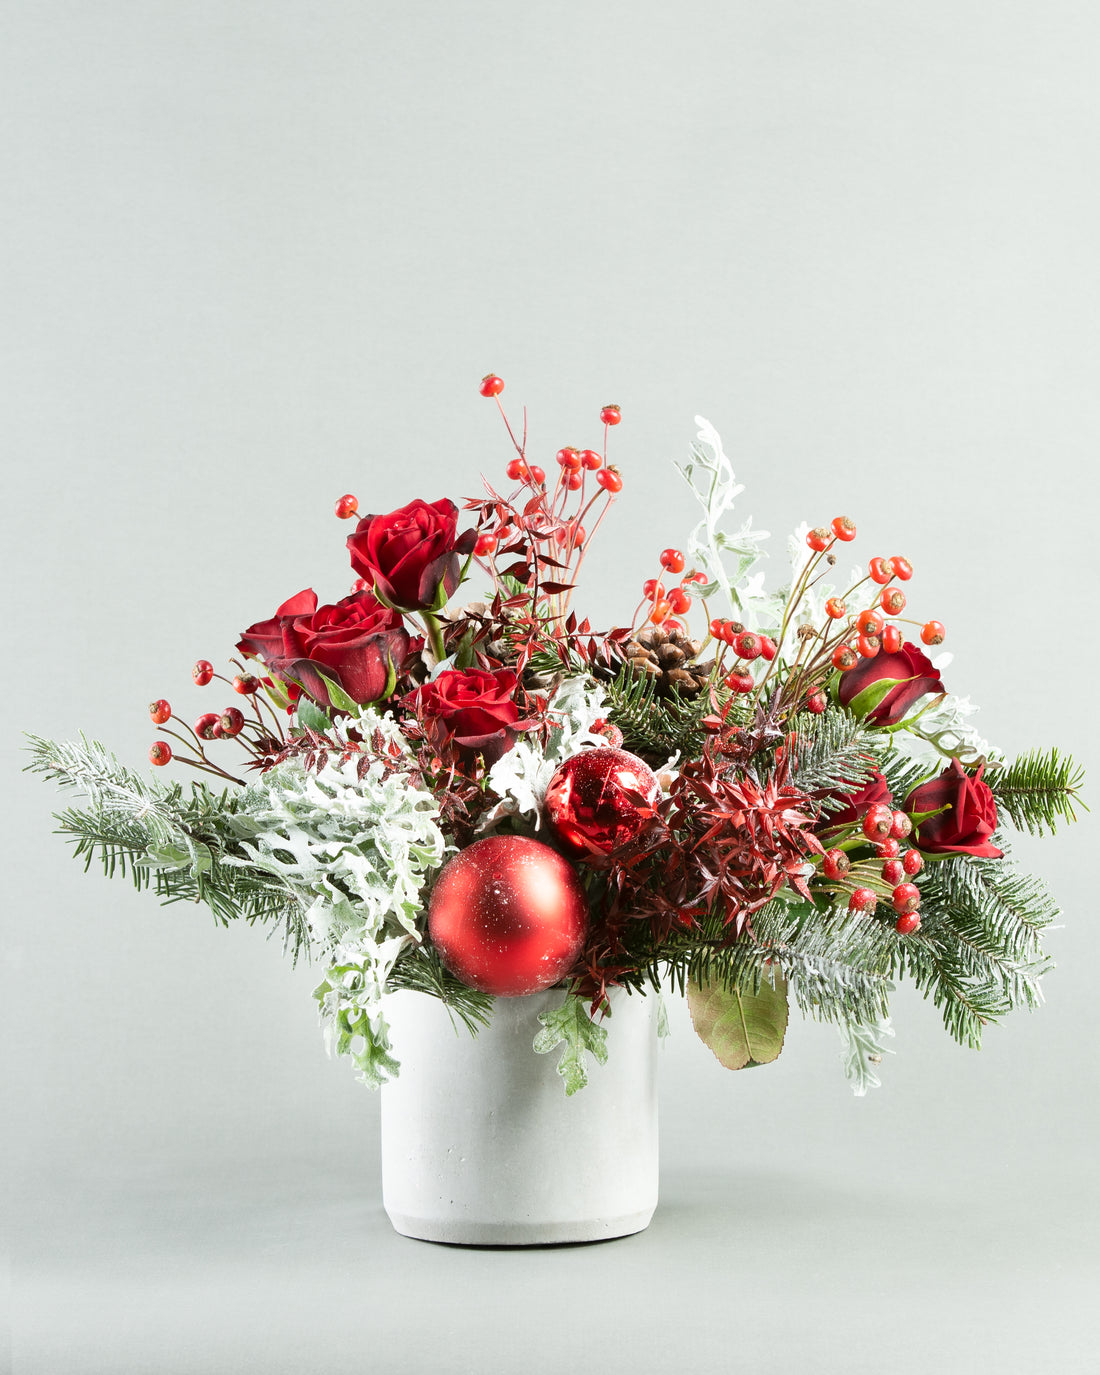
[607,625,715,698]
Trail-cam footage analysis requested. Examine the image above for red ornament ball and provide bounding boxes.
[544,747,661,861]
[428,836,589,998]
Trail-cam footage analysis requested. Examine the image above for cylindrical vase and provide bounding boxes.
[380,987,659,1246]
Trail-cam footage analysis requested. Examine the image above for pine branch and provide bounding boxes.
[603,665,711,761]
[986,747,1086,836]
[386,945,494,1035]
[786,709,879,801]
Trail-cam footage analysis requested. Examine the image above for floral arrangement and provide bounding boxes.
[29,378,1084,1095]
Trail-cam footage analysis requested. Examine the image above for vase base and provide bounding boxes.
[385,1205,656,1247]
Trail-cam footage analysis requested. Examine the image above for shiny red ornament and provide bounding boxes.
[544,747,661,861]
[427,836,589,998]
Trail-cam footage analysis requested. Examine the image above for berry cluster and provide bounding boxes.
[146,660,286,782]
[634,549,708,638]
[819,803,926,934]
[464,378,626,627]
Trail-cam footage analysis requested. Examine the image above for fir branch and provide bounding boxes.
[986,747,1086,837]
[603,665,710,761]
[785,710,878,801]
[386,945,494,1036]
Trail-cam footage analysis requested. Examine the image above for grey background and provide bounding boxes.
[3,2,1098,1371]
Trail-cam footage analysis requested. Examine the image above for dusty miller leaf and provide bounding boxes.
[687,970,789,1070]
[837,1016,895,1096]
[533,995,609,1095]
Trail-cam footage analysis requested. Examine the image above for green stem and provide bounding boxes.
[420,611,447,665]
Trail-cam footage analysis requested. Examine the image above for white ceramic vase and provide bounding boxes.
[380,986,659,1246]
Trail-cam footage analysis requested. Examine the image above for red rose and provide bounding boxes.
[236,588,318,662]
[238,589,410,708]
[904,759,1003,859]
[838,641,945,727]
[347,498,474,612]
[822,769,893,828]
[411,667,522,765]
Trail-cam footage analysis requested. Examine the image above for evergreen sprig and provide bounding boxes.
[603,666,711,761]
[386,945,494,1035]
[785,710,878,800]
[986,747,1086,836]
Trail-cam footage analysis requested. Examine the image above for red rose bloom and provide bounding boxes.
[411,667,522,765]
[347,498,473,612]
[904,759,1003,859]
[238,589,409,708]
[236,589,319,662]
[823,769,893,828]
[837,641,946,727]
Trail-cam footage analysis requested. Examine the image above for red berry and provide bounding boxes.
[880,587,906,615]
[580,448,603,471]
[889,555,913,581]
[149,741,172,766]
[479,374,505,397]
[874,838,900,858]
[194,712,221,741]
[921,620,945,646]
[233,675,260,695]
[759,635,777,662]
[149,699,171,725]
[895,911,922,935]
[806,687,827,714]
[663,617,685,636]
[660,548,685,574]
[709,617,727,640]
[683,571,709,587]
[831,515,857,542]
[807,527,830,552]
[565,471,583,490]
[889,810,913,840]
[352,578,371,592]
[596,467,623,493]
[219,707,245,737]
[903,849,924,876]
[474,532,497,556]
[496,524,514,546]
[643,578,666,601]
[556,446,581,470]
[600,404,621,426]
[857,633,881,659]
[667,587,691,615]
[823,848,851,880]
[529,465,545,484]
[849,887,878,914]
[868,557,891,585]
[856,608,883,636]
[506,458,529,482]
[192,660,214,687]
[725,670,755,694]
[832,645,859,671]
[650,599,672,624]
[825,597,846,619]
[881,858,904,886]
[891,883,921,915]
[734,632,761,661]
[334,493,358,520]
[881,624,902,655]
[862,803,893,841]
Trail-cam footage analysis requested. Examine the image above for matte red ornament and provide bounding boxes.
[428,836,589,998]
[544,747,661,861]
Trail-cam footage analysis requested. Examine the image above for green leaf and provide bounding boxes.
[533,995,609,1095]
[686,970,789,1070]
[313,671,359,715]
[845,675,910,720]
[296,698,331,733]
